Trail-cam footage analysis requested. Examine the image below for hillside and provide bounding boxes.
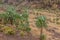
[0,6,60,40]
[0,0,60,40]
[29,9,60,40]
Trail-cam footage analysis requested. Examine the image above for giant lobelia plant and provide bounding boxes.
[36,15,47,40]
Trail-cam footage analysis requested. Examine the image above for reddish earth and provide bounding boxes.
[0,32,39,40]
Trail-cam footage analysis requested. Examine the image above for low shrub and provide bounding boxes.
[3,26,15,35]
[25,27,31,32]
[20,31,25,37]
[40,34,46,40]
[17,26,31,33]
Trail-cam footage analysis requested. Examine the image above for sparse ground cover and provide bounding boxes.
[0,4,60,40]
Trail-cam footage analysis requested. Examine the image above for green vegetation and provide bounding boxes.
[0,0,60,40]
[36,15,47,40]
[0,5,31,36]
[0,6,21,25]
[17,11,31,33]
[40,34,46,40]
